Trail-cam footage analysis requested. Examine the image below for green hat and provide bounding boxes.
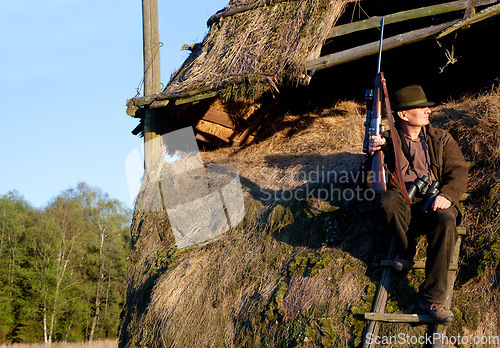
[393,85,435,110]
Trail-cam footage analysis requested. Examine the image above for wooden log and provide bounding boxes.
[460,192,471,201]
[181,43,201,51]
[128,77,246,108]
[142,0,162,171]
[307,21,455,72]
[457,226,467,236]
[327,0,496,38]
[150,99,170,109]
[233,100,276,146]
[380,260,459,271]
[436,2,500,38]
[175,91,218,105]
[365,312,435,323]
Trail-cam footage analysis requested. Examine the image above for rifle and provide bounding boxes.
[362,17,412,204]
[362,17,387,193]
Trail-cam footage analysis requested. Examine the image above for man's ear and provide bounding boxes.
[397,110,408,122]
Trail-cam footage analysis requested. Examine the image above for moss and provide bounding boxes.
[346,283,377,347]
[480,235,500,275]
[263,280,289,323]
[268,204,295,232]
[304,318,338,347]
[288,251,334,277]
[310,253,334,276]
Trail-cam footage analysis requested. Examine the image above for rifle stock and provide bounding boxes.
[366,74,387,192]
[370,150,386,192]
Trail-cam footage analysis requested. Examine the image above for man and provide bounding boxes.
[369,85,468,324]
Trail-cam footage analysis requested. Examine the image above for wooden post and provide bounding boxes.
[142,0,162,172]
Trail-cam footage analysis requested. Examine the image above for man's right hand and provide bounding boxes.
[369,135,386,155]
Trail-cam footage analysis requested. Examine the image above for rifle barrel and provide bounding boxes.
[376,17,385,74]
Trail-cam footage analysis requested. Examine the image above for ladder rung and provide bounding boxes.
[364,312,434,323]
[379,260,458,271]
[459,192,470,202]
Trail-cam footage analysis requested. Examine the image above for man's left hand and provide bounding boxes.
[432,195,452,210]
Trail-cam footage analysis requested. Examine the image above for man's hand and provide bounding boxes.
[432,195,452,210]
[369,135,386,155]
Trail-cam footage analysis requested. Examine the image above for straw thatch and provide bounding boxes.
[161,0,350,103]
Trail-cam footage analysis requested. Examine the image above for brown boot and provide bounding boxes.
[392,257,414,273]
[419,300,455,324]
[392,257,414,277]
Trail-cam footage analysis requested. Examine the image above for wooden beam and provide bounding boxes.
[379,260,459,270]
[233,99,276,146]
[364,312,434,323]
[175,91,218,105]
[306,21,455,72]
[436,2,500,38]
[142,0,162,172]
[327,0,497,39]
[194,130,231,145]
[201,107,236,129]
[128,77,245,108]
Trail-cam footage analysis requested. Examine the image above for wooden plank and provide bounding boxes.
[233,100,276,146]
[327,0,496,38]
[175,91,218,105]
[365,312,435,323]
[150,99,170,109]
[307,21,455,71]
[460,192,471,201]
[436,2,500,38]
[194,130,231,145]
[457,226,467,236]
[202,107,236,129]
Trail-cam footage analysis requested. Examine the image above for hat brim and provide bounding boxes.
[395,101,435,111]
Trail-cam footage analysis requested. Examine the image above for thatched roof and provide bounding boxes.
[162,0,349,102]
[134,0,349,107]
[127,0,500,112]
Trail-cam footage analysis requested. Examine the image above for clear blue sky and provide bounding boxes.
[0,0,228,209]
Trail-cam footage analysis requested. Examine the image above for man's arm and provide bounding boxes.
[438,132,468,207]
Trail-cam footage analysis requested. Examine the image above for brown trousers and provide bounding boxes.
[378,190,459,304]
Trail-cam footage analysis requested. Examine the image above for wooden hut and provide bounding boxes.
[127,0,500,147]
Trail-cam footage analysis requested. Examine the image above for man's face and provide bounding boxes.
[398,107,431,127]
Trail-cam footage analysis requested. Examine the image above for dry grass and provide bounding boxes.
[432,86,500,168]
[0,340,117,348]
[202,100,366,195]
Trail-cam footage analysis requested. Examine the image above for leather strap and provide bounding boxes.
[380,73,412,206]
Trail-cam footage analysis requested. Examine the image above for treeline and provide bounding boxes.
[0,182,131,344]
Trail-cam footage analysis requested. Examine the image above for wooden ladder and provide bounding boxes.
[362,196,468,348]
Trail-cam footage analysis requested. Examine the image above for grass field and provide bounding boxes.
[0,339,117,348]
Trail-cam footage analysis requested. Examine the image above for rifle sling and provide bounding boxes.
[380,73,412,206]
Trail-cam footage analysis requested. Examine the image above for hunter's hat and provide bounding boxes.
[393,85,435,110]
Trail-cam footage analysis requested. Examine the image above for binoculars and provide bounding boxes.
[407,175,440,212]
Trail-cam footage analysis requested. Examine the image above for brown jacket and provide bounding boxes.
[381,123,468,218]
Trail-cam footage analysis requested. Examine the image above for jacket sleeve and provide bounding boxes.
[439,132,468,207]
